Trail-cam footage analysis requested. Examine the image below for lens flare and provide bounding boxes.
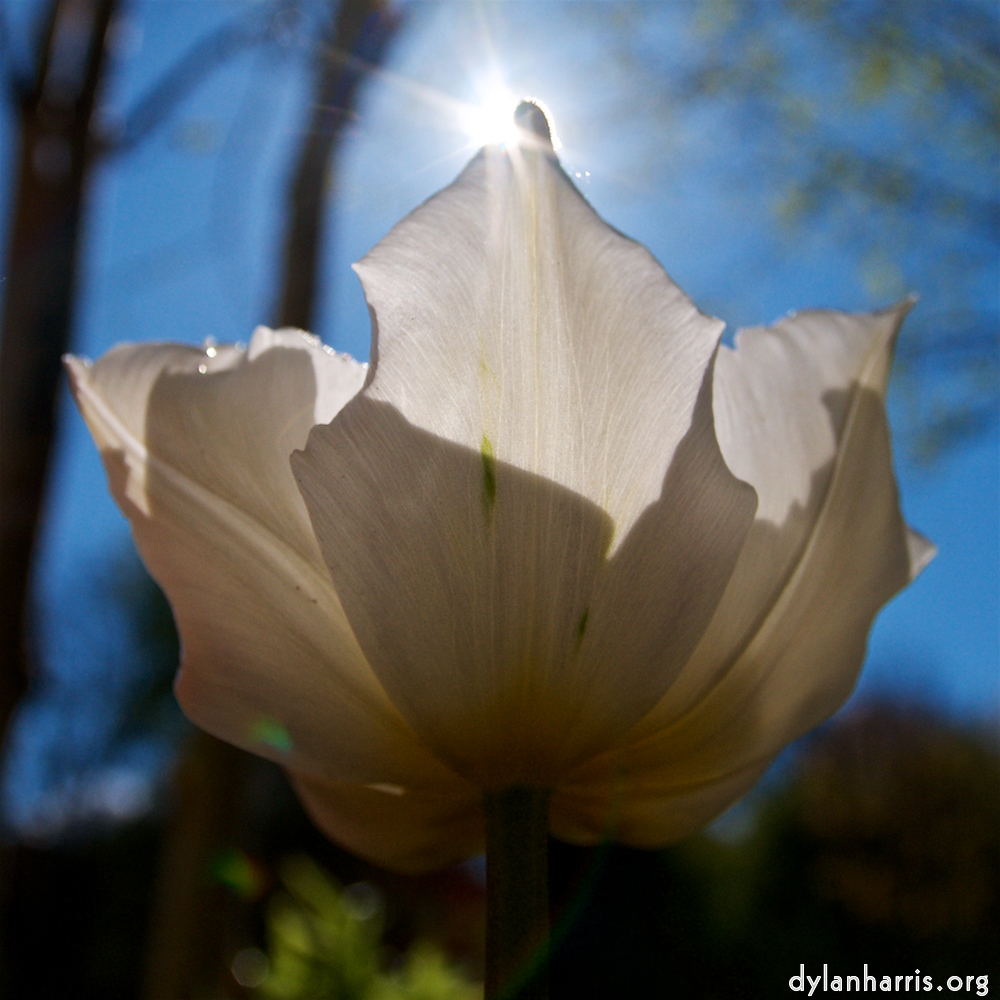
[210,848,268,901]
[459,87,521,147]
[252,717,293,754]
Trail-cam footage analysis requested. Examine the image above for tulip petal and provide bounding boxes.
[290,773,483,874]
[294,148,756,788]
[625,302,923,735]
[558,303,930,843]
[352,143,727,548]
[67,331,459,789]
[551,759,769,849]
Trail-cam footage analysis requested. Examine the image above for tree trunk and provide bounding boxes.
[139,4,402,994]
[275,0,397,331]
[0,0,118,760]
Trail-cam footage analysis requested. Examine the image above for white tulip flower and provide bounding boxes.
[67,106,932,887]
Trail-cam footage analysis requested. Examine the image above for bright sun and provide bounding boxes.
[458,87,522,147]
[457,79,561,150]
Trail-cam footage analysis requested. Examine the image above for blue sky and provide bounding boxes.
[1,0,996,835]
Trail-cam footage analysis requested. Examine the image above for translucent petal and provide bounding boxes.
[290,772,483,875]
[352,143,728,548]
[621,302,923,738]
[66,332,457,789]
[551,759,769,848]
[558,304,928,842]
[294,148,756,787]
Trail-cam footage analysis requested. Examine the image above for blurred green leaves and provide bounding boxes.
[610,0,999,460]
[257,856,481,1000]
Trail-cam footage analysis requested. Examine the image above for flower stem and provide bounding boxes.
[483,786,551,1000]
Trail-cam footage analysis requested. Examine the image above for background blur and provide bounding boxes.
[0,1,996,997]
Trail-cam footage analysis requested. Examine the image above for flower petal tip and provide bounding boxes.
[906,527,936,580]
[513,99,554,152]
[62,353,90,378]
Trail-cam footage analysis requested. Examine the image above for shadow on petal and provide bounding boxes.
[558,385,915,846]
[72,342,462,792]
[294,362,756,790]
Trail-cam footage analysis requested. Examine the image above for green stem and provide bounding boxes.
[483,787,551,1000]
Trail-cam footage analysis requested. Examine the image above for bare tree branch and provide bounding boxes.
[139,4,402,993]
[0,0,119,747]
[276,0,400,331]
[100,0,301,155]
[0,0,33,102]
[794,147,1000,242]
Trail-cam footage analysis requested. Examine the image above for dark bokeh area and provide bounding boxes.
[551,704,999,998]
[0,700,995,997]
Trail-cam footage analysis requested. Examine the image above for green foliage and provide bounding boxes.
[607,0,1000,460]
[256,856,481,1000]
[367,945,483,1000]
